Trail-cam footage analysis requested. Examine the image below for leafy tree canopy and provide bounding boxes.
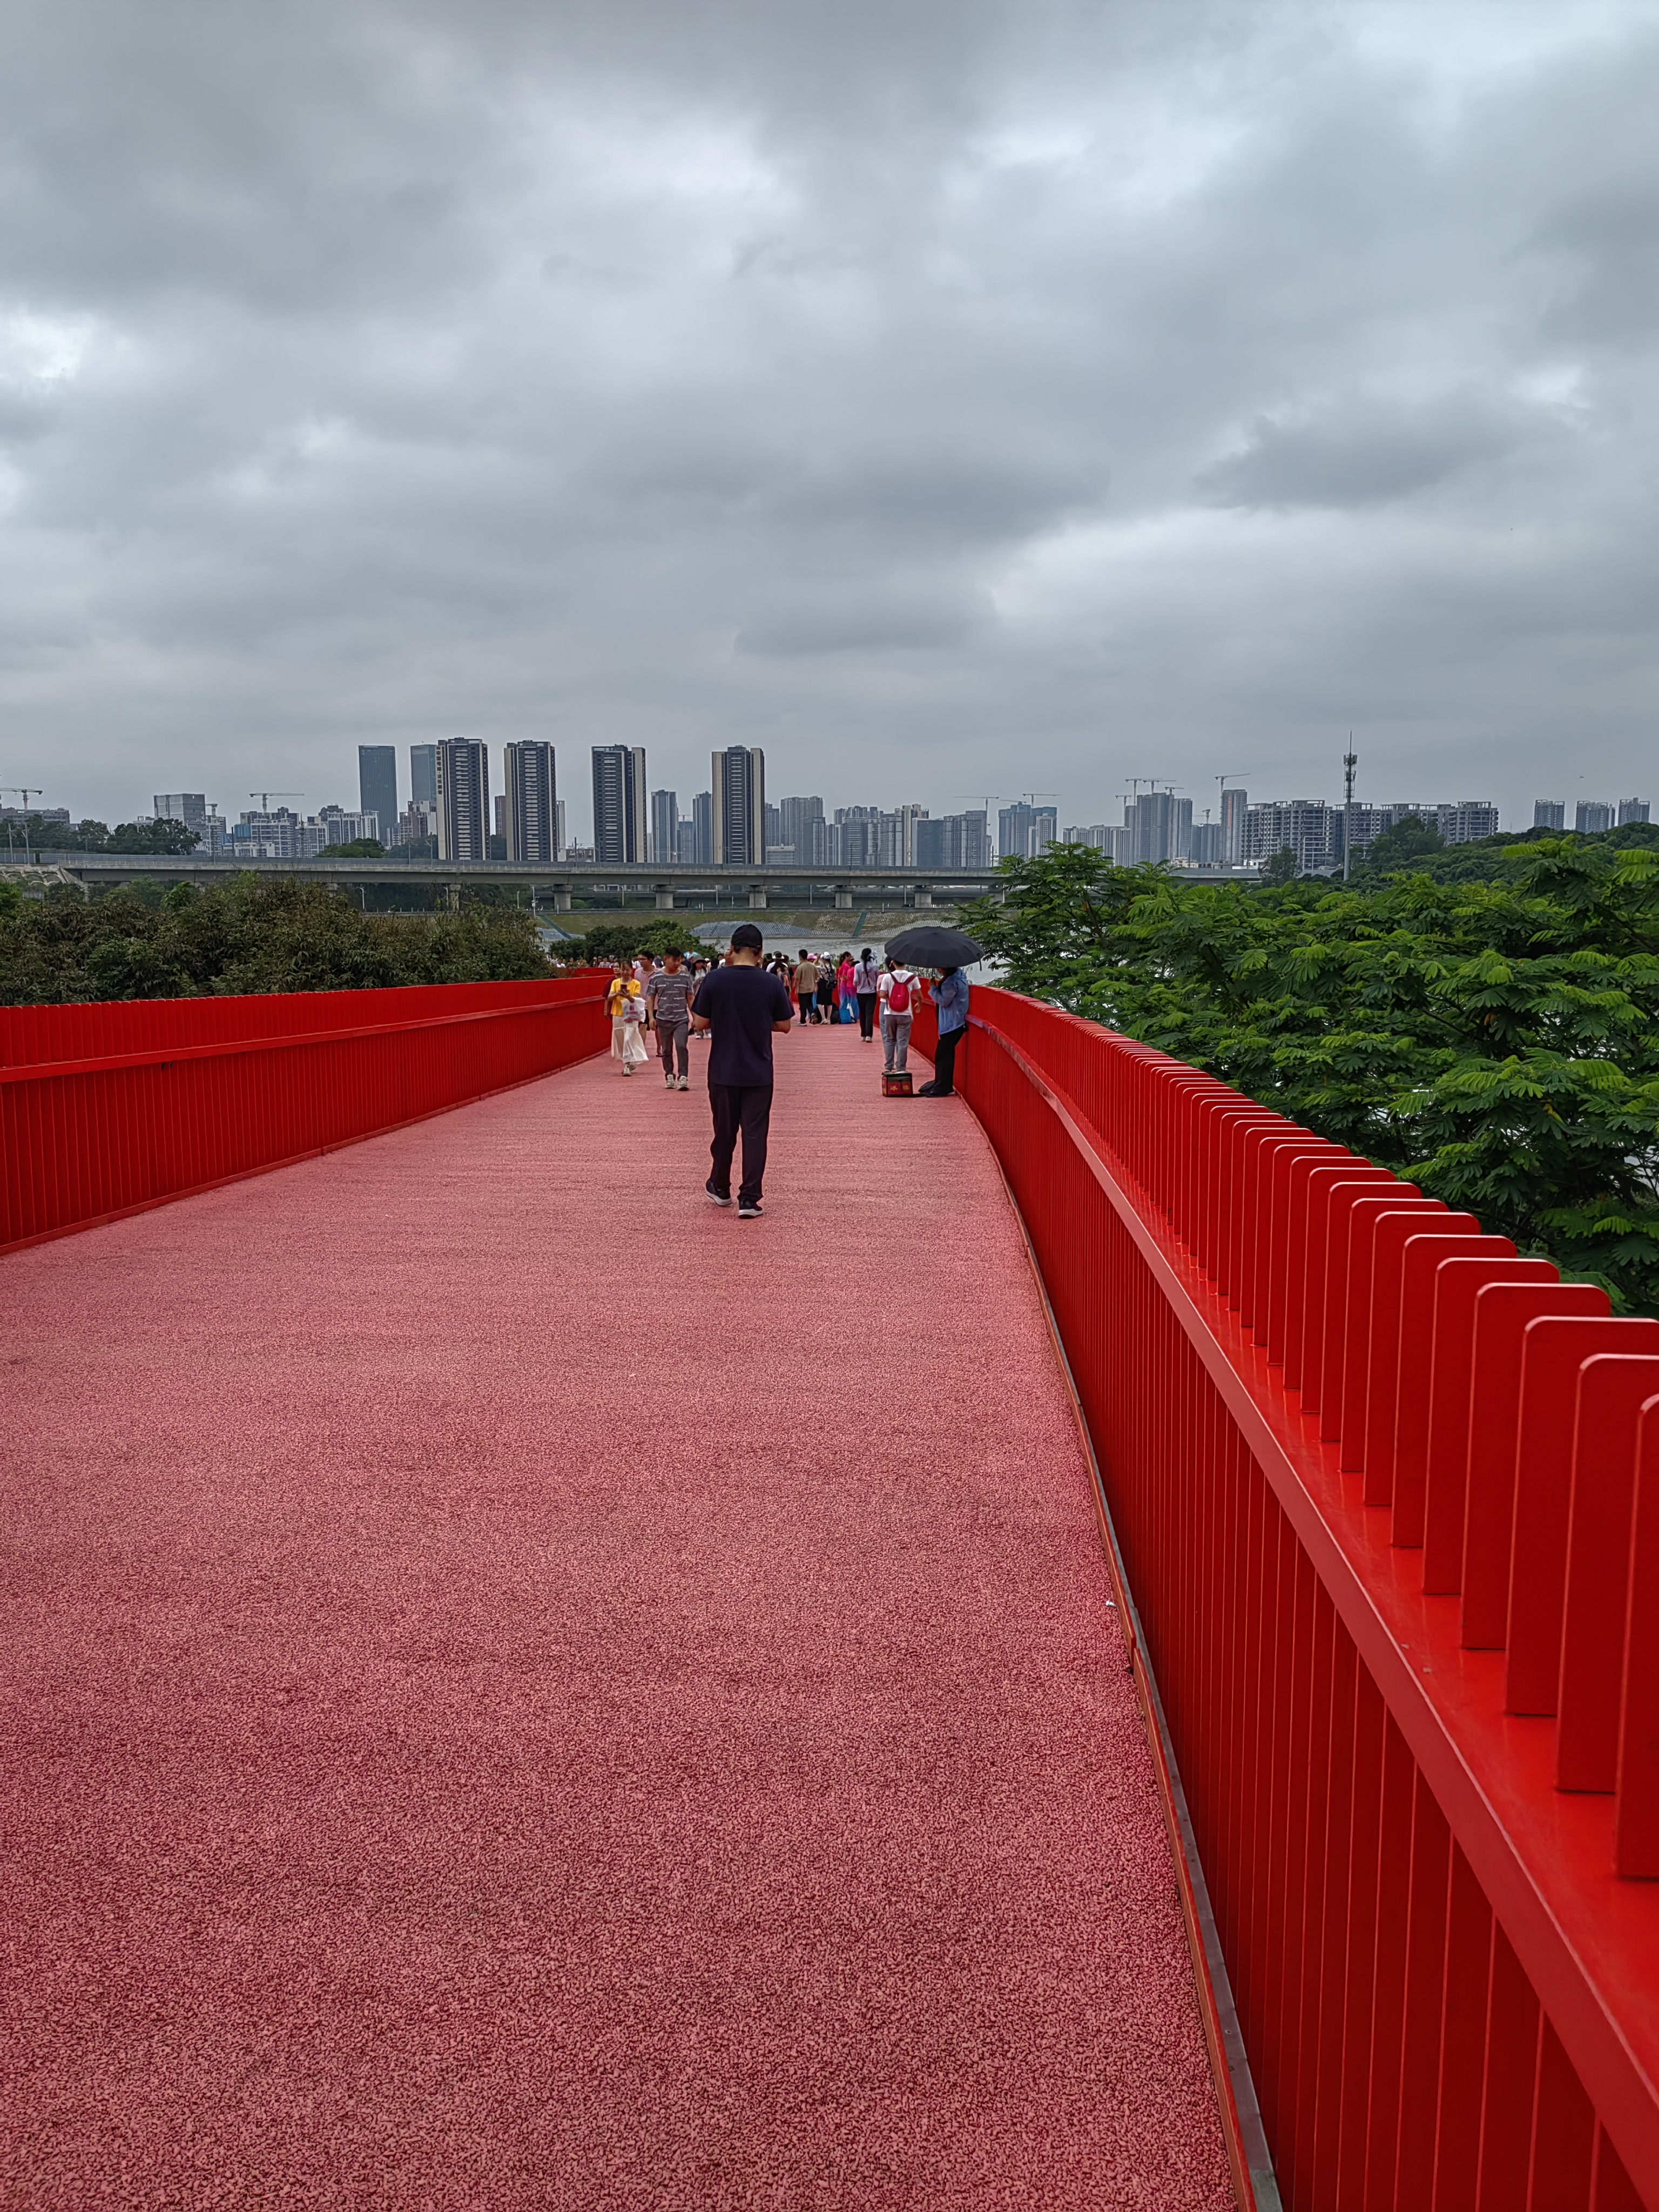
[3,813,201,855]
[559,916,702,963]
[961,839,1659,1311]
[0,875,565,1004]
[1358,812,1444,871]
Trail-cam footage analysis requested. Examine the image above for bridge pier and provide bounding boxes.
[653,884,675,912]
[834,883,853,910]
[914,884,934,908]
[747,886,768,910]
[553,887,571,912]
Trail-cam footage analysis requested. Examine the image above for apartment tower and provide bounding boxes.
[435,738,489,862]
[503,743,557,864]
[358,747,397,842]
[591,746,647,865]
[711,746,765,865]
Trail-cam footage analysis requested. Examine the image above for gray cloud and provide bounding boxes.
[1,0,1657,831]
[1197,394,1548,510]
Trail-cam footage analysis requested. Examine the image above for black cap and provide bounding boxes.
[730,922,764,951]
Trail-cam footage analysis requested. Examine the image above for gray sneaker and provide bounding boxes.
[677,1076,689,1090]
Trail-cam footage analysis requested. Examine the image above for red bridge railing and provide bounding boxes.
[1,975,608,1254]
[916,987,1659,2212]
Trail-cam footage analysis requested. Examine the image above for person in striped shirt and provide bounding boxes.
[645,950,697,1090]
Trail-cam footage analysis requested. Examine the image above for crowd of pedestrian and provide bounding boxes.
[607,930,971,1215]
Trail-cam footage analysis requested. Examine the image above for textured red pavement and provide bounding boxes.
[1,1019,1233,2210]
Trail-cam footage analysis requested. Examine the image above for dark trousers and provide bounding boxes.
[932,1024,965,1093]
[657,1017,689,1078]
[710,1083,773,1205]
[857,992,877,1038]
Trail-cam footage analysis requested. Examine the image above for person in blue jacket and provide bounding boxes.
[919,966,969,1096]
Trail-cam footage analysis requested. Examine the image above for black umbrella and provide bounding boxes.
[883,924,983,968]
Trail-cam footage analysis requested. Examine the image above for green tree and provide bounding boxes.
[0,875,561,1006]
[106,818,202,855]
[320,838,385,858]
[961,840,1659,1310]
[1352,812,1444,874]
[1260,845,1298,884]
[561,917,700,963]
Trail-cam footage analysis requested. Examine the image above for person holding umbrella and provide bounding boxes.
[918,964,969,1095]
[884,925,982,1098]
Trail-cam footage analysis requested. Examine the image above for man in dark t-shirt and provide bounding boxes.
[690,923,793,1217]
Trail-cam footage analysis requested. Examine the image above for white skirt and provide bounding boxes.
[612,1017,649,1067]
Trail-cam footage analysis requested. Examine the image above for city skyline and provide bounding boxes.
[14,735,1650,864]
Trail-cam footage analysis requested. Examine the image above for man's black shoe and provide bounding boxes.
[705,1182,732,1207]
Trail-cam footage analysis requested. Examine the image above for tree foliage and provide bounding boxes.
[961,840,1659,1311]
[557,916,702,962]
[0,875,560,1003]
[3,813,201,855]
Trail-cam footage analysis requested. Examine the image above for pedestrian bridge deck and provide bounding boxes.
[1,1026,1230,2207]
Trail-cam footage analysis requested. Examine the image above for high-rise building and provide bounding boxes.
[591,745,646,864]
[1189,821,1223,867]
[998,802,1058,858]
[316,805,381,847]
[153,793,208,831]
[1620,798,1650,826]
[651,788,679,865]
[504,742,557,863]
[1123,790,1192,865]
[1436,802,1500,845]
[232,806,327,860]
[358,747,397,836]
[1243,800,1337,873]
[555,800,567,860]
[1534,800,1566,831]
[410,744,437,806]
[1576,801,1614,835]
[1220,788,1247,866]
[436,738,489,861]
[691,791,713,866]
[711,746,765,865]
[917,810,993,869]
[774,794,826,867]
[398,800,439,847]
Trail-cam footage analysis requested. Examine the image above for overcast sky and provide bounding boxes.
[3,0,1657,839]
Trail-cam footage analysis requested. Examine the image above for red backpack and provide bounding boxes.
[888,973,911,1014]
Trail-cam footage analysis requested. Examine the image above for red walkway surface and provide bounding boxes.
[1,1020,1232,2209]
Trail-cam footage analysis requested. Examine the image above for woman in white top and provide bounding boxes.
[852,948,880,1042]
[878,957,918,1073]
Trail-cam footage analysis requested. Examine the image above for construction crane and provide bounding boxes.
[1,786,43,864]
[249,792,303,813]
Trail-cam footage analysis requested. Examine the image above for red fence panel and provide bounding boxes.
[914,985,1659,2211]
[1,975,608,1253]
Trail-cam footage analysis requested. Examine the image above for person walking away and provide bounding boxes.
[879,956,917,1073]
[608,967,649,1075]
[815,959,836,1026]
[691,923,793,1218]
[853,948,879,1041]
[646,949,697,1090]
[918,965,969,1096]
[794,948,820,1024]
